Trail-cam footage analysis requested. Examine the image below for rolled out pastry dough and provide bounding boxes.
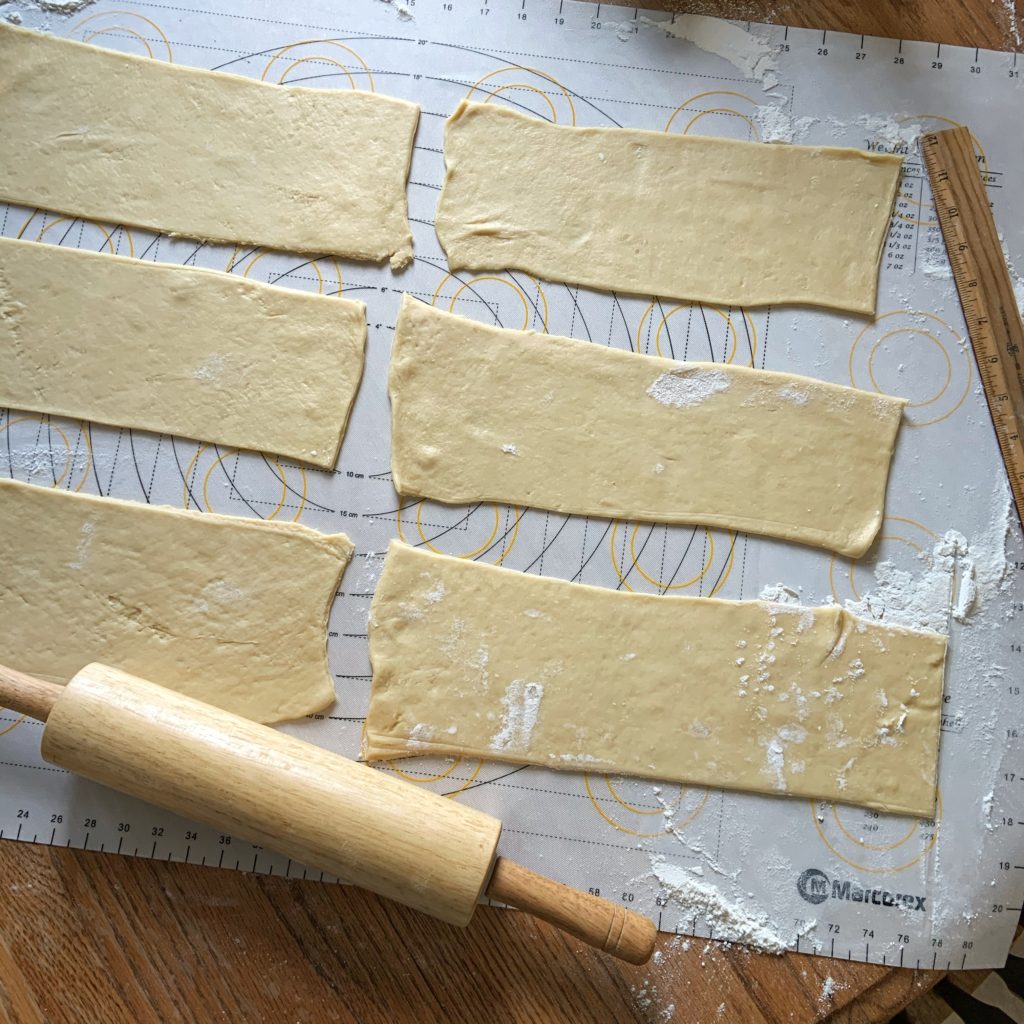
[390,298,905,557]
[0,24,419,267]
[435,100,903,314]
[0,479,353,723]
[0,238,366,469]
[366,543,946,817]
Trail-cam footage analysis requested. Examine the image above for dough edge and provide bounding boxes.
[0,478,354,723]
[435,99,904,315]
[389,297,907,558]
[365,542,947,817]
[0,237,368,469]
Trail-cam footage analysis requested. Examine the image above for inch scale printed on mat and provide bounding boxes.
[1,0,1023,969]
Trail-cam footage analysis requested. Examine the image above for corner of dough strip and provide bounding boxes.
[0,479,355,724]
[0,237,367,468]
[435,99,902,315]
[366,542,946,818]
[0,23,420,265]
[389,296,906,557]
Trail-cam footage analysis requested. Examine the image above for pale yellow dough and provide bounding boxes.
[0,480,354,723]
[0,25,419,267]
[390,298,905,557]
[366,543,946,817]
[435,101,903,314]
[0,239,366,468]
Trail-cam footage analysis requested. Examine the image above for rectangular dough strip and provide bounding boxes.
[366,542,947,817]
[0,479,354,723]
[435,100,903,314]
[389,297,906,557]
[0,24,420,267]
[0,237,367,469]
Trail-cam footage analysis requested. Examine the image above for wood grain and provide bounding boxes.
[2,1,1018,1022]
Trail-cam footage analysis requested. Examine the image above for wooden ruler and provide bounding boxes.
[921,125,1024,529]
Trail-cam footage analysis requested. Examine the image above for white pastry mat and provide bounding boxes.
[2,0,1023,971]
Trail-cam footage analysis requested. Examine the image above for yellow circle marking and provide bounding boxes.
[83,25,154,58]
[260,40,374,91]
[665,90,758,133]
[466,66,576,124]
[682,108,760,140]
[0,415,92,492]
[849,312,971,428]
[181,446,306,521]
[483,83,559,123]
[867,328,952,409]
[585,774,708,837]
[70,10,173,61]
[828,516,940,603]
[392,758,484,797]
[708,537,736,598]
[391,755,463,784]
[832,804,918,852]
[363,717,486,798]
[605,776,682,815]
[18,215,135,257]
[277,55,356,89]
[810,791,941,874]
[397,501,521,564]
[609,521,715,591]
[0,711,26,737]
[635,302,758,366]
[226,249,344,295]
[431,272,548,332]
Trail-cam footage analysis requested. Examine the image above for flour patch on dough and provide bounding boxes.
[67,519,95,571]
[193,352,225,382]
[776,383,810,406]
[646,368,730,410]
[492,679,544,751]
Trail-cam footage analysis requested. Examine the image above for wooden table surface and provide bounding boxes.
[2,2,1021,1022]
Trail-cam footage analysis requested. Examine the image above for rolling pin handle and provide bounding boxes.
[485,856,657,965]
[0,663,62,722]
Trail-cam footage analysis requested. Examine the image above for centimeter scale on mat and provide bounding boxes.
[2,0,1024,971]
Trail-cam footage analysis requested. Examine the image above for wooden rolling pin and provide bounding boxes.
[0,661,656,964]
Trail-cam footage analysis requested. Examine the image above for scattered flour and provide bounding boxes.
[35,0,96,11]
[423,580,446,604]
[647,368,730,409]
[491,679,544,751]
[758,582,801,605]
[501,444,519,456]
[374,0,414,19]
[846,501,1010,631]
[8,445,89,478]
[650,855,789,953]
[653,14,779,89]
[753,104,818,144]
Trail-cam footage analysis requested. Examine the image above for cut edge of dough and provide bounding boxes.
[364,540,947,817]
[389,296,907,557]
[436,99,903,316]
[0,238,369,470]
[0,23,422,269]
[0,478,354,724]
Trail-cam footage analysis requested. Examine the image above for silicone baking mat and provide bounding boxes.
[1,0,1023,969]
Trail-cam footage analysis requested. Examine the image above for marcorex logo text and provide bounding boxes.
[797,868,926,912]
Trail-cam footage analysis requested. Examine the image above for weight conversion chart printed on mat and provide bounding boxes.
[1,0,1023,971]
